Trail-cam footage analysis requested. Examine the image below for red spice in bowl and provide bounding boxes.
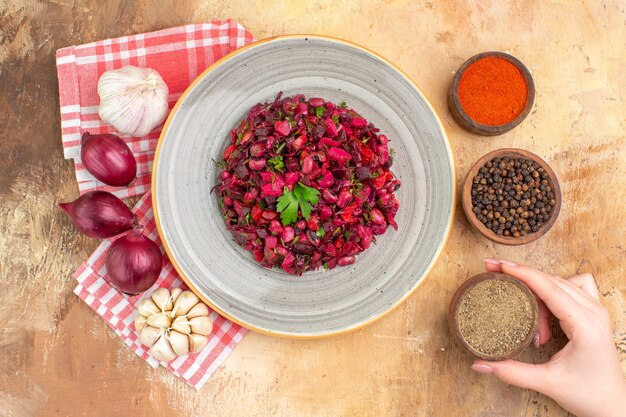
[458,56,528,126]
[448,52,535,136]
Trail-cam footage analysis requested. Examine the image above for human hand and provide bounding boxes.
[470,259,626,417]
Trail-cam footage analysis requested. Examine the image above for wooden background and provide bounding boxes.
[1,1,624,416]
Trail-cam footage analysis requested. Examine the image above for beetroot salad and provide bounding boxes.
[216,93,400,275]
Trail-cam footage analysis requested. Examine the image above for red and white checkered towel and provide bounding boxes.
[73,191,247,389]
[56,20,255,199]
[57,21,255,389]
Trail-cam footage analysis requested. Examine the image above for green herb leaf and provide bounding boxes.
[339,101,347,108]
[276,186,299,225]
[316,226,326,238]
[236,131,243,145]
[275,141,286,154]
[314,106,325,118]
[268,155,285,172]
[276,182,321,225]
[331,114,340,124]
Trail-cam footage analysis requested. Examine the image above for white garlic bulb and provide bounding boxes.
[134,288,213,362]
[97,66,169,137]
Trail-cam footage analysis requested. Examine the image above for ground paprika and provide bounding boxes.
[457,56,528,126]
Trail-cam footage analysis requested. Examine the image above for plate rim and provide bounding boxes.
[151,34,457,338]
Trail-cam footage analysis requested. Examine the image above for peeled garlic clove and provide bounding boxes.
[170,287,183,304]
[151,287,172,311]
[171,316,191,335]
[134,315,148,332]
[168,330,190,356]
[98,66,169,138]
[189,316,213,336]
[186,302,209,319]
[150,334,177,362]
[147,312,172,329]
[140,326,162,348]
[189,333,209,353]
[137,298,160,317]
[173,291,199,316]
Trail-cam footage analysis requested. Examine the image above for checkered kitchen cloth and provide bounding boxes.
[57,21,255,389]
[56,20,255,199]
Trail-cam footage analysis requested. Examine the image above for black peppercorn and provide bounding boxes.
[471,156,555,239]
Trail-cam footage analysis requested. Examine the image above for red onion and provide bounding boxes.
[59,191,136,238]
[105,229,162,295]
[81,132,137,186]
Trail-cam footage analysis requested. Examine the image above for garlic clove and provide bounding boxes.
[137,298,160,317]
[186,302,209,319]
[97,66,169,137]
[168,330,190,356]
[140,326,162,348]
[171,316,191,335]
[189,316,213,336]
[170,287,183,305]
[134,315,148,332]
[151,287,172,311]
[172,291,199,316]
[189,333,209,353]
[150,334,177,362]
[147,312,172,329]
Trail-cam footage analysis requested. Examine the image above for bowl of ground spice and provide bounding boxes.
[463,148,561,245]
[448,51,535,136]
[448,272,538,361]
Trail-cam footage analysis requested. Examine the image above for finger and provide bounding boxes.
[552,277,597,308]
[472,359,550,392]
[536,298,552,346]
[568,273,600,301]
[495,260,581,322]
[483,258,503,273]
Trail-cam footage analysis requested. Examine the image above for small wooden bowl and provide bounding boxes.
[448,51,535,136]
[448,272,538,361]
[462,148,561,245]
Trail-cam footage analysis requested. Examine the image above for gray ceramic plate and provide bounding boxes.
[153,35,455,338]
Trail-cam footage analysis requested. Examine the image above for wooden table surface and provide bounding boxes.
[1,1,625,416]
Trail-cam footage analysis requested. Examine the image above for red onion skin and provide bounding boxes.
[81,132,137,186]
[105,230,162,295]
[59,191,136,238]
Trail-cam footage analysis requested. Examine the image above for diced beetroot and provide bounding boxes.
[325,118,339,137]
[291,134,306,150]
[370,208,385,224]
[265,236,278,249]
[322,189,338,204]
[337,189,353,208]
[240,131,253,144]
[282,252,296,269]
[296,220,307,230]
[294,103,308,116]
[251,206,263,223]
[301,155,315,174]
[351,118,367,128]
[281,226,295,242]
[253,247,264,262]
[249,158,266,170]
[327,147,352,164]
[250,143,266,157]
[221,170,231,180]
[223,144,238,160]
[317,171,334,189]
[307,216,319,231]
[244,188,259,201]
[285,171,299,185]
[309,98,325,107]
[260,171,274,183]
[269,220,283,235]
[319,205,332,220]
[319,137,340,148]
[262,210,278,220]
[274,120,291,137]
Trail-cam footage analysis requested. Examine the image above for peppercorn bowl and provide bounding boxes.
[462,148,561,245]
[152,35,455,338]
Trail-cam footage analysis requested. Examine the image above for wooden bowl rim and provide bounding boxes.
[462,148,562,245]
[448,272,539,361]
[449,51,535,136]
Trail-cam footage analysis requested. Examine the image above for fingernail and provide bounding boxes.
[534,332,540,347]
[498,259,517,267]
[483,258,500,265]
[471,364,493,375]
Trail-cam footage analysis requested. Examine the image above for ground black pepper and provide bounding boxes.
[471,156,555,237]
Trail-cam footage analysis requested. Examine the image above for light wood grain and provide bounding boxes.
[1,1,624,416]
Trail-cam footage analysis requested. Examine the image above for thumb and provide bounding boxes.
[472,359,550,392]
